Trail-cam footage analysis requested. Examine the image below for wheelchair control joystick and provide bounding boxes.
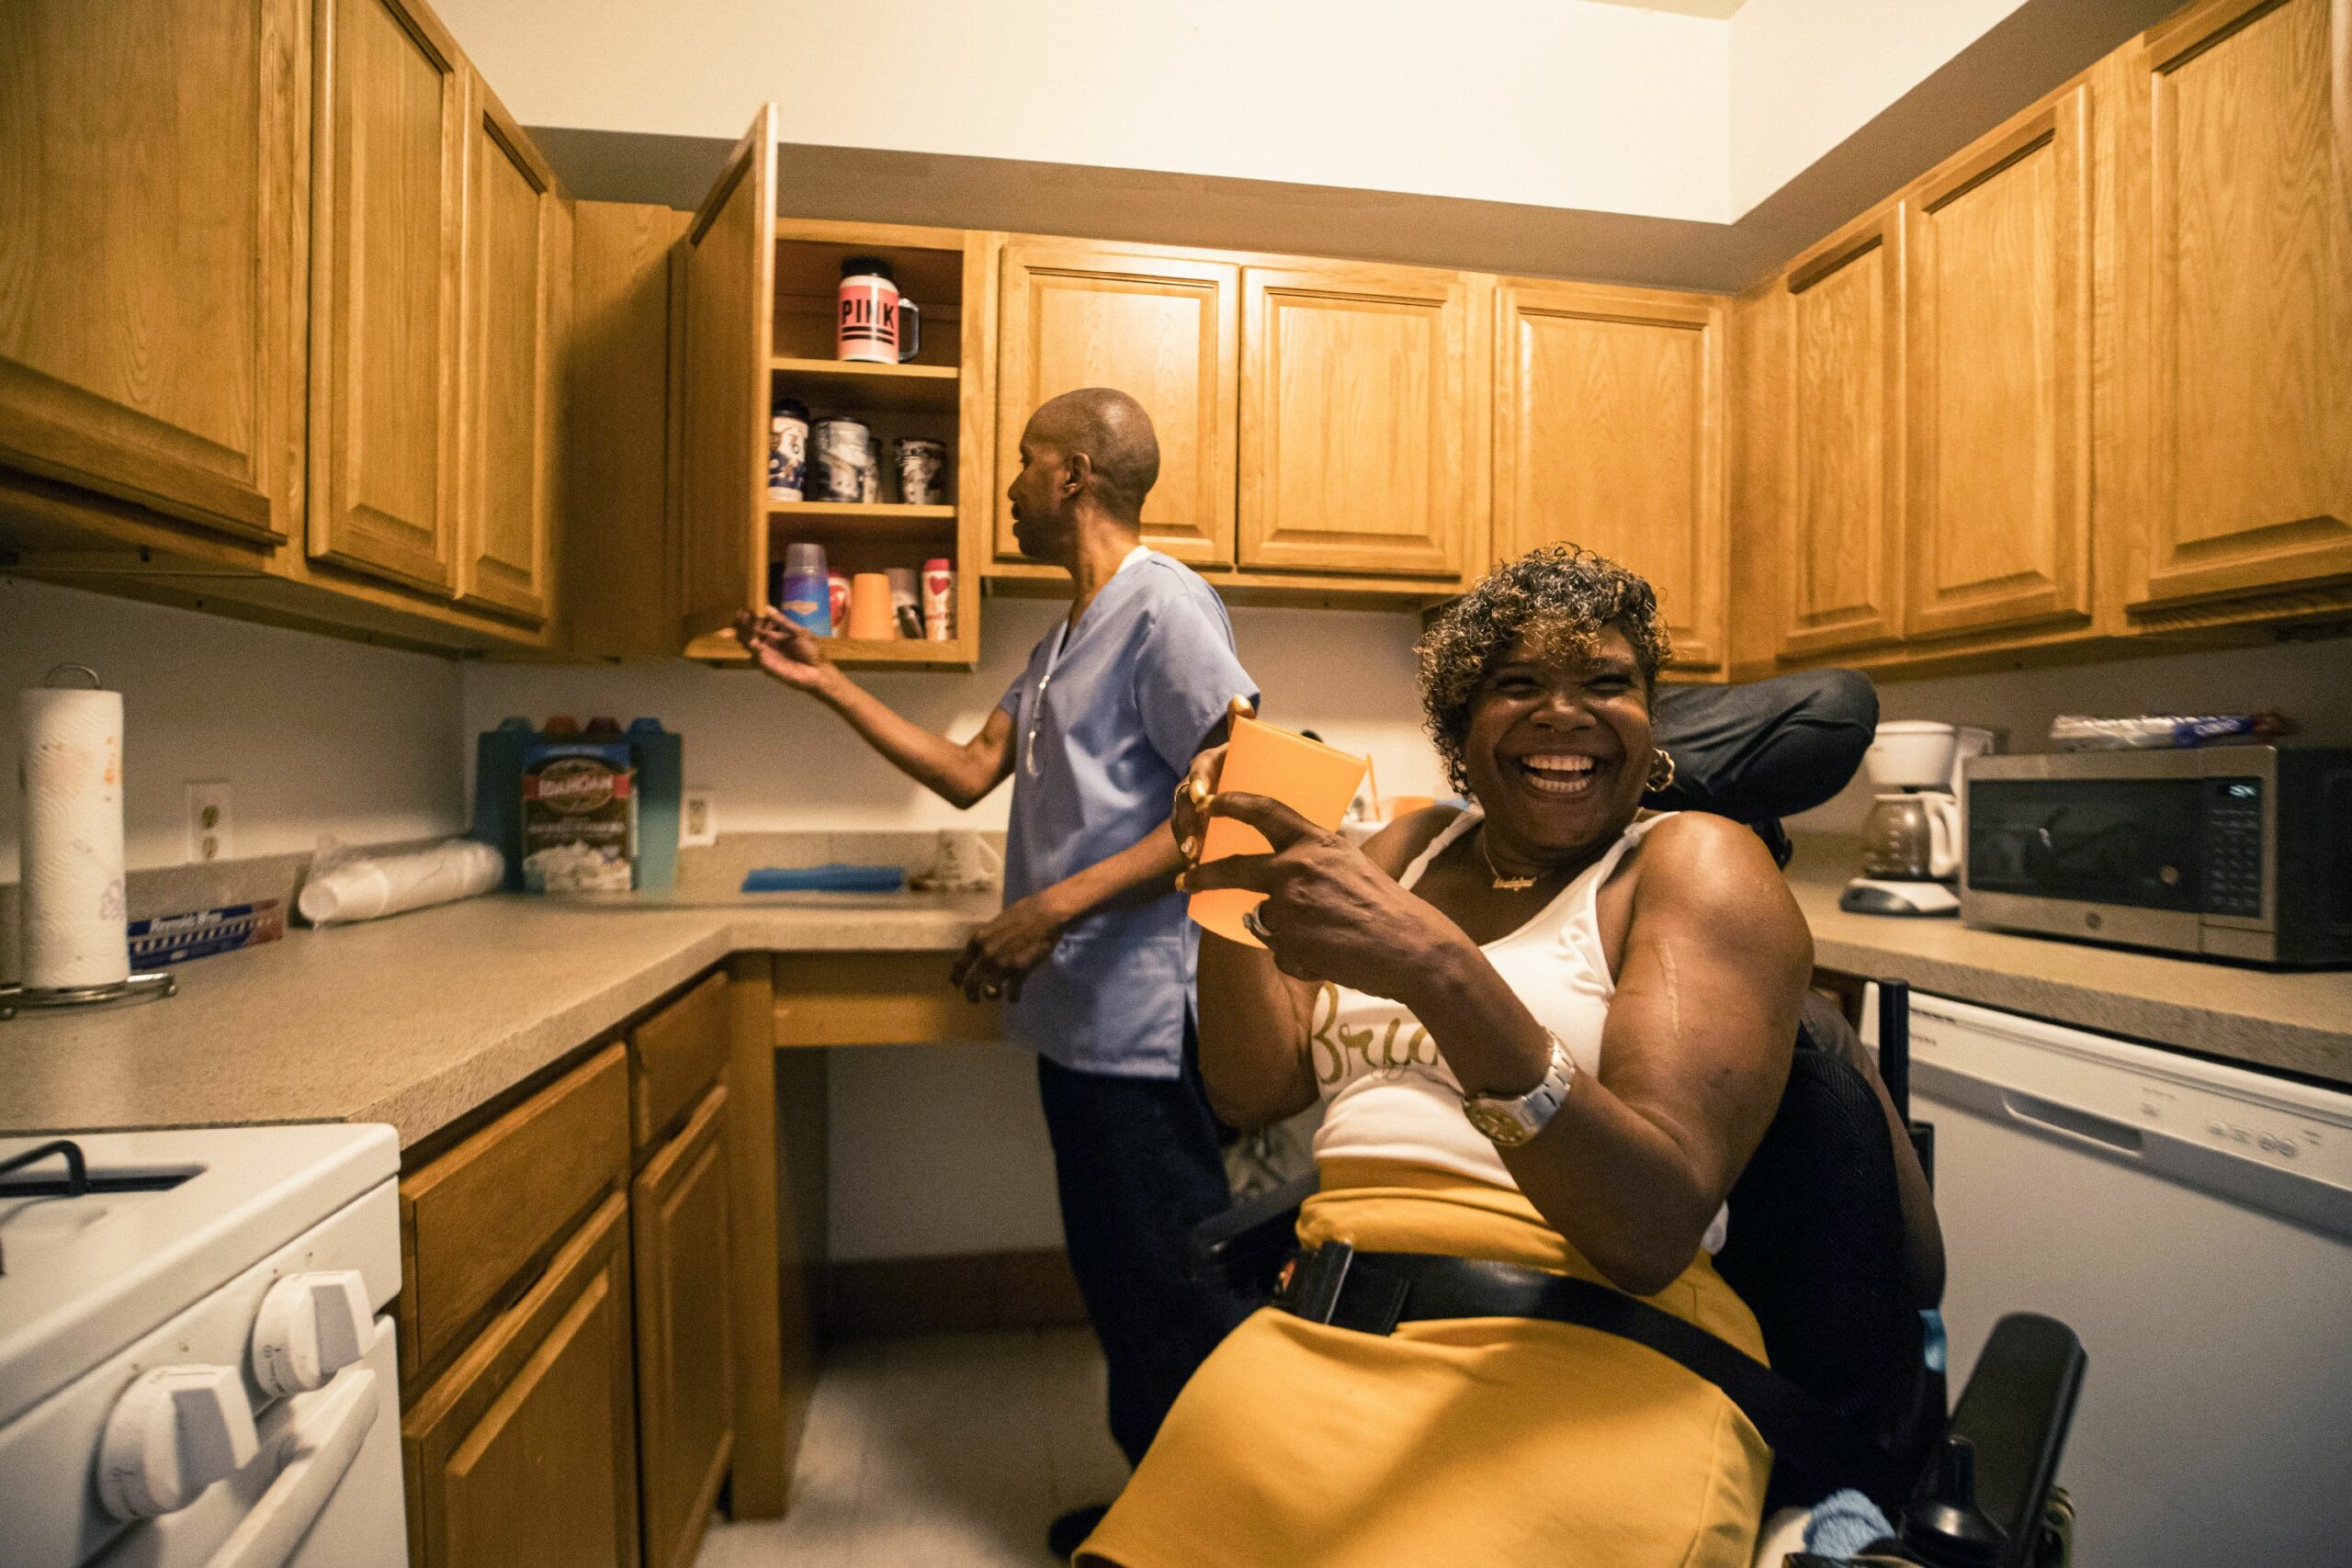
[1897,1436,2006,1566]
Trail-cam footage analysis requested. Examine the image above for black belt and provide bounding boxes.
[1270,1241,1908,1503]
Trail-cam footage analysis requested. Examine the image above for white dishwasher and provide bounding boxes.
[1869,989,2352,1568]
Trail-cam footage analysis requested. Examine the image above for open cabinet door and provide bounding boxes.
[676,105,778,648]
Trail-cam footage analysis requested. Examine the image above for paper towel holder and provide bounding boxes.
[4,663,178,1020]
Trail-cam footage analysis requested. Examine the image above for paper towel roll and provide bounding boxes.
[20,684,130,989]
[299,840,503,926]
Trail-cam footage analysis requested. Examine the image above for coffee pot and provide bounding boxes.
[1861,791,1962,880]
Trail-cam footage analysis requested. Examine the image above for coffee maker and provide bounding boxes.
[1839,720,1996,917]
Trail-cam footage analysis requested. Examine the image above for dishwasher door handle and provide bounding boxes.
[2000,1090,2147,1156]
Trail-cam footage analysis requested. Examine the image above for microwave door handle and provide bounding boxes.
[204,1360,380,1568]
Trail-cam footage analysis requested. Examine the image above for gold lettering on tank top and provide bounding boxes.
[1308,981,1442,1087]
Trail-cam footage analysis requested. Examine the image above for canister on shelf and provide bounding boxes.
[767,396,809,502]
[777,542,831,637]
[887,567,923,638]
[808,415,875,503]
[828,572,852,635]
[922,558,955,642]
[893,436,948,505]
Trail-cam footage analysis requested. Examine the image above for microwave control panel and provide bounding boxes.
[2199,778,2264,918]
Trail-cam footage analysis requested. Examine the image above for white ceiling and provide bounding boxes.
[1579,0,1747,17]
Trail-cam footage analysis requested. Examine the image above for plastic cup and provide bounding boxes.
[847,572,896,639]
[1187,716,1368,949]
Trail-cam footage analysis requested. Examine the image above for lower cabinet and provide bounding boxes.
[632,1087,737,1568]
[401,1192,640,1568]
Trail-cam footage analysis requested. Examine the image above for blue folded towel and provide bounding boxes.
[741,863,906,894]
[1805,1488,1894,1557]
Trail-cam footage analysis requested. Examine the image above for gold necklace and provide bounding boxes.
[1478,827,1539,892]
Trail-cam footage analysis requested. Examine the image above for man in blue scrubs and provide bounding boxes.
[735,388,1257,1554]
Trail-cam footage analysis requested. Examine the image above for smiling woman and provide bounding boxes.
[1080,545,1815,1568]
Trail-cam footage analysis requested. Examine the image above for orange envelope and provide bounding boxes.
[1188,716,1368,949]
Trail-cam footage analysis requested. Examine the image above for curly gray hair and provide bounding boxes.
[1416,544,1672,794]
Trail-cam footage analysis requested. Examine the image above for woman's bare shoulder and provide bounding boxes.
[1631,813,1812,961]
[1359,804,1464,879]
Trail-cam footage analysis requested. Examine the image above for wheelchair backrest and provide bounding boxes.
[1713,991,1945,1506]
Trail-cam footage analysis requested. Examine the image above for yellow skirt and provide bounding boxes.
[1078,1159,1770,1568]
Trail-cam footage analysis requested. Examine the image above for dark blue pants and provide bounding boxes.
[1036,1026,1250,1468]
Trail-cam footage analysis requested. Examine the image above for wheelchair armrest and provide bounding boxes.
[1188,1172,1317,1281]
[1942,1313,2086,1568]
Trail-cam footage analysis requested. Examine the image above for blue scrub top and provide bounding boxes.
[996,548,1258,1078]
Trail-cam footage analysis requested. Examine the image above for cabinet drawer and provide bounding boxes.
[401,1190,639,1568]
[630,971,730,1148]
[400,1044,629,1381]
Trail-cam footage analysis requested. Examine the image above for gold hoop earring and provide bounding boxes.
[1645,748,1678,794]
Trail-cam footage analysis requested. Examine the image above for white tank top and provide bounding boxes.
[1307,807,1729,1254]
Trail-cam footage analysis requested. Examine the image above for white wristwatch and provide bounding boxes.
[1460,1033,1577,1147]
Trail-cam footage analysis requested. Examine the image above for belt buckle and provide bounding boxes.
[1282,1241,1356,1326]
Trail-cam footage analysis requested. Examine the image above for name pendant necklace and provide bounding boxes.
[1479,828,1539,892]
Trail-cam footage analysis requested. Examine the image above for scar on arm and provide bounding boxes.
[1656,939,1682,1051]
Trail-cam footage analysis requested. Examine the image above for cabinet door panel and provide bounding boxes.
[405,1192,638,1568]
[2134,0,2352,606]
[1494,283,1725,669]
[1782,213,1905,657]
[457,77,554,622]
[633,1087,735,1568]
[676,107,777,643]
[1239,265,1476,580]
[1905,86,2093,639]
[309,0,466,593]
[0,0,305,540]
[997,245,1238,565]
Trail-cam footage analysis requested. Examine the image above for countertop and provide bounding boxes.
[1783,838,2352,1086]
[0,889,998,1149]
[6,842,2346,1154]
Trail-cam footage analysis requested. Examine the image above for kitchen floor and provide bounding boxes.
[695,1327,1132,1567]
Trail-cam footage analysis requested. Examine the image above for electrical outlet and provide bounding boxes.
[681,788,718,848]
[186,780,234,863]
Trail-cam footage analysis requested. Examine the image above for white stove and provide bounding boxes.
[0,1124,407,1568]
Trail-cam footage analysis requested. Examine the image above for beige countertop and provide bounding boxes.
[1784,838,2352,1085]
[0,889,997,1149]
[6,841,2346,1154]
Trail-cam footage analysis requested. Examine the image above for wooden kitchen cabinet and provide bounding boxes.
[1903,85,2096,642]
[1238,263,1486,581]
[1492,280,1726,670]
[2118,0,2352,616]
[402,1191,640,1568]
[455,73,562,624]
[306,0,469,596]
[631,1088,736,1568]
[996,243,1239,566]
[0,0,310,545]
[1777,208,1907,659]
[671,107,992,668]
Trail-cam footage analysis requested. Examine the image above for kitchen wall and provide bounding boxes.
[0,578,467,882]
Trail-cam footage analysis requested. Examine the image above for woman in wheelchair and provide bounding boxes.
[1075,545,1815,1568]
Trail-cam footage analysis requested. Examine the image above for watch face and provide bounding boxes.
[1464,1101,1533,1146]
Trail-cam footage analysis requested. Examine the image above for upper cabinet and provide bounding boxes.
[996,243,1238,568]
[456,74,563,625]
[1779,210,1907,659]
[0,0,309,544]
[1493,281,1726,671]
[2121,0,2352,613]
[1238,264,1485,581]
[307,0,468,595]
[1904,85,2094,641]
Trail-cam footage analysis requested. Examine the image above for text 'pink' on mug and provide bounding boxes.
[1188,716,1368,949]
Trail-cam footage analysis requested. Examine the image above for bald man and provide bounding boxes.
[736,389,1258,1549]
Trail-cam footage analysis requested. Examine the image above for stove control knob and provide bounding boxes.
[97,1364,260,1519]
[251,1269,373,1397]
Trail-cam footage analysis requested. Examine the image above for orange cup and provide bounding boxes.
[846,572,896,639]
[1188,716,1368,948]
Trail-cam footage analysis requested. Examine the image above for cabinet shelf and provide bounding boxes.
[769,357,959,414]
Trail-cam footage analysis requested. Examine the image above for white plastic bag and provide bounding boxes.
[299,838,503,926]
